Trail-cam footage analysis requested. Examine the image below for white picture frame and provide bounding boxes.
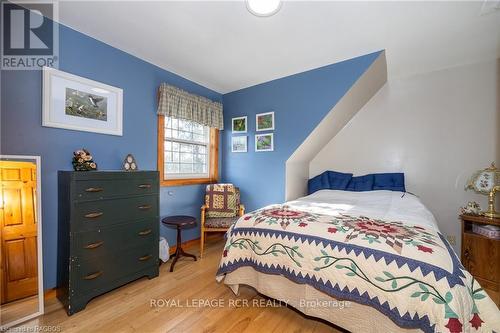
[231,116,247,133]
[231,136,248,153]
[255,133,274,152]
[42,66,123,136]
[256,111,274,131]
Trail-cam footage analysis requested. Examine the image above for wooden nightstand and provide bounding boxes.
[460,214,500,306]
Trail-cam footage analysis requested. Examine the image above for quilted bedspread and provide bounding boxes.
[216,203,500,333]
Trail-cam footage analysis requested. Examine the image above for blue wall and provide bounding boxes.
[1,23,222,289]
[221,51,381,212]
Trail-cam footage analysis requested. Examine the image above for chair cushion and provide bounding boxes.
[205,216,239,228]
[346,174,374,191]
[205,184,239,218]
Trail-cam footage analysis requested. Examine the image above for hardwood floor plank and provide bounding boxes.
[10,237,340,333]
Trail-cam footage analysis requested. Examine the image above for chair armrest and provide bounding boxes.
[201,204,207,211]
[238,204,245,216]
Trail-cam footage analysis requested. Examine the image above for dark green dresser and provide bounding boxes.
[57,171,159,315]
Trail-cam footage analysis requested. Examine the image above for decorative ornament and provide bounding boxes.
[122,154,138,171]
[72,149,97,171]
[460,201,481,216]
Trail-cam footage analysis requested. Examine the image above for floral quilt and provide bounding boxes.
[216,204,500,333]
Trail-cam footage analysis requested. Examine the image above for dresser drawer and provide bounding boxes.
[73,219,157,259]
[74,178,157,201]
[72,245,157,293]
[72,195,158,231]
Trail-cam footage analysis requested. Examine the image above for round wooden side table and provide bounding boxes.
[161,215,197,272]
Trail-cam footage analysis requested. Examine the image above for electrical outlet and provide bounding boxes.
[447,235,456,245]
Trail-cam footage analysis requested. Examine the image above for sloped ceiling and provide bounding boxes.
[58,1,500,93]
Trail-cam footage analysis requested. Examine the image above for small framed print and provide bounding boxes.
[231,136,247,153]
[42,67,123,136]
[256,111,274,131]
[232,116,247,133]
[255,133,274,152]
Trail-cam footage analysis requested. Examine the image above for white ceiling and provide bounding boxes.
[58,1,500,94]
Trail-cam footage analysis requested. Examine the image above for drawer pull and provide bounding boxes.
[83,271,103,280]
[138,184,152,189]
[85,187,103,193]
[139,254,153,261]
[138,205,152,210]
[84,212,104,219]
[84,241,104,249]
[138,229,152,236]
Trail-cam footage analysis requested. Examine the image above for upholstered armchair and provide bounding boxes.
[200,184,245,258]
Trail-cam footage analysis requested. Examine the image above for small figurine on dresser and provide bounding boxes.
[122,154,138,171]
[72,149,97,171]
[460,201,481,216]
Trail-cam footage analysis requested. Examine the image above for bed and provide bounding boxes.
[216,190,500,333]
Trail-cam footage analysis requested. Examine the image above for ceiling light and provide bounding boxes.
[246,0,282,17]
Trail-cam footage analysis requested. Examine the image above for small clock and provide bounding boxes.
[123,154,138,171]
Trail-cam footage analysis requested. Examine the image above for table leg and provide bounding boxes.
[169,227,182,272]
[180,247,197,261]
[169,225,198,272]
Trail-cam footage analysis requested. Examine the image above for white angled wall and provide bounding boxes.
[286,51,387,201]
[310,59,500,252]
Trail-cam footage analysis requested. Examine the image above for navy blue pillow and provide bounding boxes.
[307,172,330,195]
[373,173,405,192]
[326,171,353,190]
[346,174,374,191]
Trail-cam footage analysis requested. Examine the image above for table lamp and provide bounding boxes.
[466,162,500,218]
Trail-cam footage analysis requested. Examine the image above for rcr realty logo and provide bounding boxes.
[1,0,59,70]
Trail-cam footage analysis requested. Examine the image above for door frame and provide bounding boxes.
[0,155,44,329]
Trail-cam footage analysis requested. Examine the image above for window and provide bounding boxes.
[158,116,218,186]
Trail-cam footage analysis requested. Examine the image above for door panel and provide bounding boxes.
[0,161,38,304]
[6,239,27,281]
[3,188,23,226]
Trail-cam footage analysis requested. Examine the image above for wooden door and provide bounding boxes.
[0,161,38,304]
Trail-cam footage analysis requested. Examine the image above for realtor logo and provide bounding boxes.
[1,0,59,70]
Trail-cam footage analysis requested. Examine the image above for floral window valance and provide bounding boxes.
[157,83,223,130]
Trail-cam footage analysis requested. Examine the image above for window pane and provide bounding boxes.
[164,117,211,179]
[193,163,204,173]
[192,134,205,143]
[180,152,193,163]
[180,163,193,173]
[178,130,193,141]
[180,144,193,153]
[166,163,179,173]
[192,123,204,134]
[194,154,206,164]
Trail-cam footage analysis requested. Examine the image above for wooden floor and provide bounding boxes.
[1,295,39,326]
[12,237,341,333]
